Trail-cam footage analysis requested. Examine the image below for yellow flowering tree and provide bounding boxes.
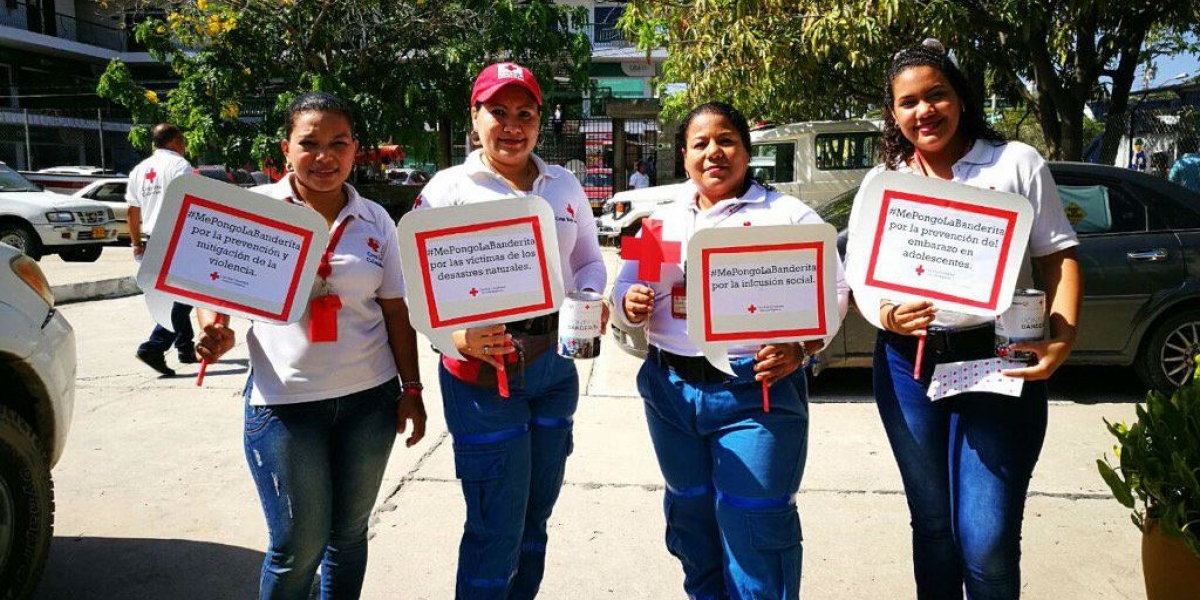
[99,0,590,167]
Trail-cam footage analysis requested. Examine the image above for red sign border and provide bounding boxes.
[700,241,828,342]
[155,194,315,321]
[864,189,1018,311]
[414,216,554,328]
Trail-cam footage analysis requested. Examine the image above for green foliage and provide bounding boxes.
[621,0,1200,160]
[98,0,590,167]
[1098,360,1200,558]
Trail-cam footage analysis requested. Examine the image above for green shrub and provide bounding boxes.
[1098,361,1200,557]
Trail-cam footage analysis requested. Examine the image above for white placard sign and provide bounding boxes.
[845,171,1033,318]
[397,197,564,359]
[136,175,329,326]
[686,224,841,374]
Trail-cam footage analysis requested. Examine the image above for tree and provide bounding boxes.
[622,0,1200,161]
[98,0,591,168]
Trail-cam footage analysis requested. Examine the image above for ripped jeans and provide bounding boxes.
[243,378,400,600]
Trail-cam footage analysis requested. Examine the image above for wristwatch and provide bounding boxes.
[401,381,424,396]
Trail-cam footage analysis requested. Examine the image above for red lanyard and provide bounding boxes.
[318,217,353,282]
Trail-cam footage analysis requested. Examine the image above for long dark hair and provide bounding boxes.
[880,39,1004,169]
[677,101,760,194]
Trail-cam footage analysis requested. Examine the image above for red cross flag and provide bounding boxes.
[620,218,681,282]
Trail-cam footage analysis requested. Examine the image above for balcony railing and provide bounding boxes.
[572,22,635,50]
[0,0,131,52]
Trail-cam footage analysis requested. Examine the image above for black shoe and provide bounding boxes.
[136,350,176,377]
[177,346,198,364]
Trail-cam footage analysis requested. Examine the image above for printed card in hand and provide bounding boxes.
[927,357,1026,401]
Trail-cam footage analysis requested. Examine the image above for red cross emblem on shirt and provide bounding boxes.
[367,237,380,252]
[620,218,680,282]
[146,168,157,182]
[566,204,575,219]
[413,195,423,208]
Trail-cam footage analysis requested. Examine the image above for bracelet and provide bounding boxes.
[401,381,423,396]
[881,302,900,331]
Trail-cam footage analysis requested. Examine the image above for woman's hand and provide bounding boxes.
[754,342,807,386]
[195,309,235,362]
[882,300,937,336]
[396,394,427,447]
[1001,333,1076,381]
[453,324,515,369]
[624,284,655,323]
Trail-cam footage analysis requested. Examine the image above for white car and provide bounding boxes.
[0,162,118,261]
[73,178,130,242]
[0,242,76,597]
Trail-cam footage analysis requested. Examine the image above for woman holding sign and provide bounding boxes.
[846,40,1081,599]
[613,102,848,600]
[195,92,427,600]
[413,62,607,600]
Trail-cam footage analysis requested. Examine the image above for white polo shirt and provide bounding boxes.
[414,149,607,295]
[847,139,1080,330]
[629,171,650,189]
[245,175,406,406]
[612,180,850,358]
[125,148,193,235]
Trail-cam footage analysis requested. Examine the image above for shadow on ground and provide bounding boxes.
[36,536,263,599]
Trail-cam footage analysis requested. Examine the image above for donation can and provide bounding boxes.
[558,291,603,359]
[996,288,1046,361]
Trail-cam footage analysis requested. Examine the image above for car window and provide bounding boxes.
[92,183,126,203]
[814,133,879,171]
[749,143,795,183]
[1056,182,1145,235]
[0,164,40,192]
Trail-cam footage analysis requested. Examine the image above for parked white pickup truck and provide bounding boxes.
[598,119,880,240]
[0,162,118,262]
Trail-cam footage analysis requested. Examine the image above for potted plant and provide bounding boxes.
[1098,362,1200,600]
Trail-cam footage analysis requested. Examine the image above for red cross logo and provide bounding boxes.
[620,219,681,282]
[469,288,479,297]
[747,304,758,314]
[367,237,380,252]
[916,265,925,276]
[146,168,157,182]
[566,204,575,219]
[584,303,591,310]
[209,271,219,281]
[413,195,423,208]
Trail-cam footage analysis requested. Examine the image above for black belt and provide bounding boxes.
[887,323,995,361]
[507,312,559,336]
[648,345,730,384]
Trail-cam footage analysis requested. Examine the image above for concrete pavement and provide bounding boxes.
[32,246,1148,599]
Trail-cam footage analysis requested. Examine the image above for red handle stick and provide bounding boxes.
[913,335,926,380]
[196,359,209,387]
[762,379,770,413]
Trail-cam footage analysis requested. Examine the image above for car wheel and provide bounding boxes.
[0,406,54,599]
[59,245,102,263]
[0,224,42,261]
[1136,309,1200,395]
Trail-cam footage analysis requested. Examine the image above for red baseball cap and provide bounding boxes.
[470,62,543,106]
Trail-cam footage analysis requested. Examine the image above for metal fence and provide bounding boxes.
[0,108,138,172]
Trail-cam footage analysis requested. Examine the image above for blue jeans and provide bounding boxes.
[874,331,1047,600]
[440,352,579,600]
[243,378,400,600]
[637,356,808,600]
[139,301,194,355]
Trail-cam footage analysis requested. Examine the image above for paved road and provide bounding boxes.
[30,245,1149,599]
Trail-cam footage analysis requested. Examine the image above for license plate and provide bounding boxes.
[92,226,106,238]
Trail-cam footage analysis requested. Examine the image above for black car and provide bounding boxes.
[608,162,1200,394]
